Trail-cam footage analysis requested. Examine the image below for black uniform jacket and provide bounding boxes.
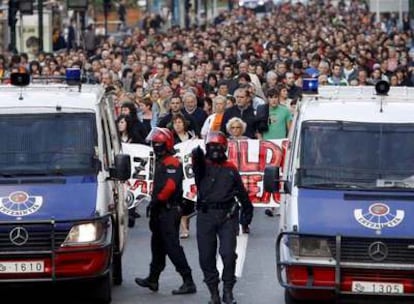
[191,147,253,225]
[220,105,257,138]
[152,154,184,206]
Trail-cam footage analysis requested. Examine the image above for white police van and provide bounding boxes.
[264,81,414,303]
[0,72,131,303]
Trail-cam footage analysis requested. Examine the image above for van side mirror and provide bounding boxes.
[263,166,280,193]
[110,154,131,181]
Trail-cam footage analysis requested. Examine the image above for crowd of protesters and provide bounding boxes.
[2,0,414,147]
[0,0,412,227]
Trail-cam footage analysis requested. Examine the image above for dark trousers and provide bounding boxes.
[149,207,192,277]
[196,208,239,288]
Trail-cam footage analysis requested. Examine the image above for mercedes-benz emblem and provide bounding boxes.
[368,241,388,262]
[9,227,29,246]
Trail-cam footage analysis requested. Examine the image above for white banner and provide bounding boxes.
[122,139,286,207]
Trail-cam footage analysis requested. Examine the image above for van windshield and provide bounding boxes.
[298,121,414,189]
[0,113,98,176]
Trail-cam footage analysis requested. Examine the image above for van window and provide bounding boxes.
[0,113,97,175]
[298,121,414,188]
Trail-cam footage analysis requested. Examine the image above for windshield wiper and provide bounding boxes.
[303,182,365,189]
[0,169,66,177]
[0,172,47,177]
[376,179,414,189]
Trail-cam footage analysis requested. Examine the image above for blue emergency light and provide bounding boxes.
[302,78,318,94]
[66,68,81,86]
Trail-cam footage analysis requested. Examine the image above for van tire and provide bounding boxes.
[112,251,123,286]
[91,272,112,304]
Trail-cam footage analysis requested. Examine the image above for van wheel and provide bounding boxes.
[112,251,123,286]
[90,272,112,304]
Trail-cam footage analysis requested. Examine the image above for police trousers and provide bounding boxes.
[149,206,192,277]
[196,208,239,288]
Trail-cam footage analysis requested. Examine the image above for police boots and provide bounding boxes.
[134,272,160,292]
[172,273,197,295]
[223,287,236,304]
[207,284,221,304]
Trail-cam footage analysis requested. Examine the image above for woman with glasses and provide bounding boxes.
[226,117,248,140]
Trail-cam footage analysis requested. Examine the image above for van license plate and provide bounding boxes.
[352,281,403,294]
[0,261,44,273]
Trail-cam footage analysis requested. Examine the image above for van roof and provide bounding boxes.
[0,84,105,113]
[299,86,414,124]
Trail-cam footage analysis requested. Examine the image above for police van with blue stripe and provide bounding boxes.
[264,80,414,303]
[0,71,131,303]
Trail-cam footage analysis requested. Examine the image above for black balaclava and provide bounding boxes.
[152,141,167,159]
[206,143,227,163]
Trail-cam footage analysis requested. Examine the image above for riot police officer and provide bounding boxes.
[192,131,253,304]
[135,127,196,295]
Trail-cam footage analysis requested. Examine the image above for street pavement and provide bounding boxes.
[111,206,414,304]
[112,207,284,304]
[0,207,284,304]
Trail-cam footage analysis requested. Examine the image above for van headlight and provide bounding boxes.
[63,222,107,245]
[288,236,332,258]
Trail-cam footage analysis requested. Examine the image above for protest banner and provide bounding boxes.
[122,138,286,207]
